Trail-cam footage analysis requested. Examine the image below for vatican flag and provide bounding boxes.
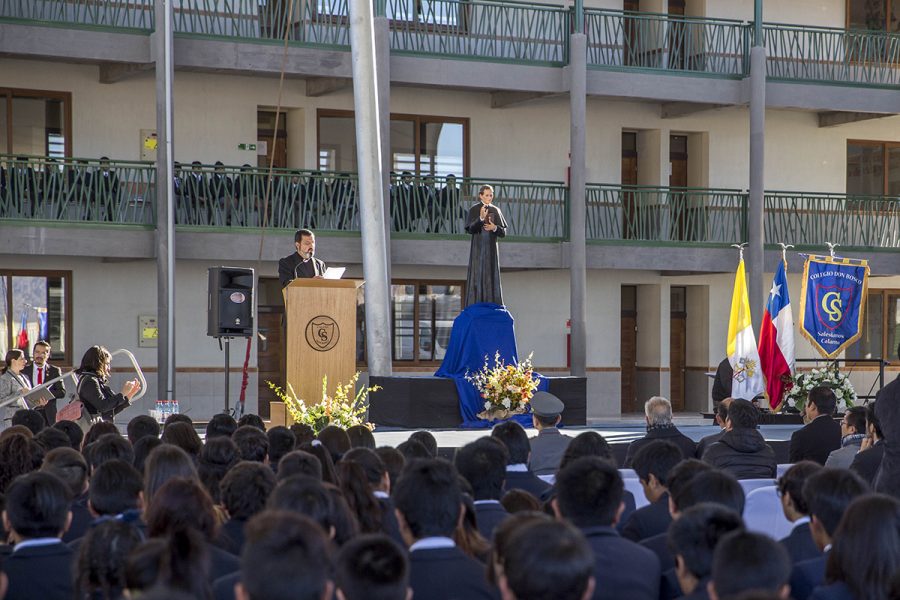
[727,259,765,400]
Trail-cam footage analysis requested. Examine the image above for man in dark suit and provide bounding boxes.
[491,420,551,498]
[2,471,75,600]
[789,386,842,465]
[455,437,510,540]
[788,468,868,600]
[695,398,732,459]
[393,458,496,600]
[701,399,776,479]
[42,447,92,544]
[216,462,276,556]
[278,228,327,288]
[336,535,411,600]
[668,504,743,600]
[553,456,661,600]
[69,460,145,550]
[23,339,66,426]
[624,396,696,467]
[775,461,823,564]
[874,343,900,497]
[708,531,791,600]
[528,391,572,476]
[620,440,682,542]
[852,400,885,485]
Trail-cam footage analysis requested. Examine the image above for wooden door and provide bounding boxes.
[256,308,284,420]
[669,134,689,240]
[621,285,638,414]
[622,132,639,239]
[670,286,686,411]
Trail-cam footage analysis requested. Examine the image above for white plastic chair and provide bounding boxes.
[776,464,793,479]
[619,468,638,479]
[623,477,649,509]
[739,478,777,496]
[743,485,794,540]
[537,474,555,485]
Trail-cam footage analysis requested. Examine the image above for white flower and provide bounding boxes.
[502,399,511,409]
[837,400,847,412]
[787,399,796,408]
[484,401,491,410]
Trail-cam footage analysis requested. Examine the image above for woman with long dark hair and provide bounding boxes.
[0,349,38,427]
[75,346,140,423]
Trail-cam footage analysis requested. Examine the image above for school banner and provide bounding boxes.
[799,255,870,359]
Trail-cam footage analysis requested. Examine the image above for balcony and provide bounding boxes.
[3,157,899,254]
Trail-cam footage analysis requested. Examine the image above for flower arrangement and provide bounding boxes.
[783,363,856,413]
[465,351,540,421]
[267,372,380,434]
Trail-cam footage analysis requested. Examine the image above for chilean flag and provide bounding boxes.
[758,261,794,410]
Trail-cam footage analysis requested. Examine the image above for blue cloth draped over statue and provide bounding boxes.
[435,302,547,428]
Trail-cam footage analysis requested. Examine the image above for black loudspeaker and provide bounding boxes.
[207,267,254,338]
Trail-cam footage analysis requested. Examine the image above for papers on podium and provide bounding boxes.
[323,267,345,280]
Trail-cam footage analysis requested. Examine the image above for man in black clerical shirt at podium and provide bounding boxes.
[279,229,326,288]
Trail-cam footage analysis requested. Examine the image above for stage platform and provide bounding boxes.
[368,375,586,429]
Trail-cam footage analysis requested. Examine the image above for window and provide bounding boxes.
[847,141,900,196]
[0,271,72,364]
[318,110,468,177]
[0,89,72,158]
[848,0,900,32]
[847,290,900,364]
[357,280,464,365]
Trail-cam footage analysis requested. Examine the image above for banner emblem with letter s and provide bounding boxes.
[799,255,869,359]
[305,315,340,352]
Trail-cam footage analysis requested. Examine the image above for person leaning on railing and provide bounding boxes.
[74,345,141,424]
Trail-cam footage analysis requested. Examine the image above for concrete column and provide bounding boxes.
[374,15,392,277]
[569,33,587,378]
[154,0,175,401]
[748,15,766,332]
[349,0,392,376]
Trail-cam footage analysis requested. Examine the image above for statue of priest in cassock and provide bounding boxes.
[464,184,508,307]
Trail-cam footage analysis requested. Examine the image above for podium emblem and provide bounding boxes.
[305,315,340,352]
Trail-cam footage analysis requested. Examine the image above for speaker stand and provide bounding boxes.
[218,336,233,416]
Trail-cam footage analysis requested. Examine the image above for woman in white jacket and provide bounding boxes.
[0,349,31,427]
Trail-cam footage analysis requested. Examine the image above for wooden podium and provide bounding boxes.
[278,278,363,424]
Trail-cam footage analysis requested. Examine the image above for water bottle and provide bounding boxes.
[174,399,180,415]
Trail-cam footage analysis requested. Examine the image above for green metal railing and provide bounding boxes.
[765,191,900,249]
[387,0,569,64]
[764,23,900,86]
[0,155,156,225]
[0,0,153,30]
[586,184,747,244]
[584,10,749,76]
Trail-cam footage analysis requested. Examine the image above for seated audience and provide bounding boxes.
[41,446,92,543]
[790,387,842,465]
[777,461,823,564]
[708,531,791,599]
[396,439,432,462]
[621,440,682,542]
[206,413,238,440]
[824,406,866,469]
[392,458,496,600]
[492,421,551,498]
[341,448,403,544]
[53,420,84,449]
[232,426,269,464]
[2,472,74,600]
[163,413,192,428]
[790,468,869,600]
[667,503,744,600]
[488,512,554,585]
[318,425,352,463]
[301,441,339,484]
[346,424,376,450]
[127,414,161,445]
[409,430,438,458]
[501,489,542,513]
[455,437,511,539]
[82,422,119,450]
[126,529,212,598]
[145,478,240,582]
[499,520,595,600]
[528,391,572,476]
[670,470,745,516]
[33,427,72,452]
[198,436,240,504]
[267,476,359,547]
[455,490,491,562]
[290,423,315,447]
[266,426,296,470]
[87,432,135,472]
[276,449,322,481]
[11,409,46,435]
[132,436,162,474]
[810,494,900,600]
[873,344,900,497]
[143,444,199,502]
[0,433,42,495]
[701,398,776,479]
[625,397,696,466]
[375,446,405,490]
[695,398,733,459]
[74,519,144,600]
[849,400,885,485]
[160,421,203,460]
[553,456,661,600]
[84,459,144,530]
[236,511,334,600]
[335,534,410,600]
[237,414,265,431]
[216,462,276,555]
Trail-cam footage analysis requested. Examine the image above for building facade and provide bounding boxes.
[1,0,899,421]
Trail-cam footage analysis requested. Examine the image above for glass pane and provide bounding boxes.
[420,122,464,178]
[849,0,886,30]
[430,284,461,362]
[47,276,66,361]
[888,147,900,196]
[888,294,900,362]
[391,120,416,175]
[11,97,65,157]
[391,284,416,361]
[847,293,883,360]
[847,143,884,195]
[0,96,7,155]
[318,116,356,172]
[0,277,7,357]
[622,285,637,312]
[670,286,686,313]
[11,276,46,358]
[670,135,688,155]
[417,284,434,361]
